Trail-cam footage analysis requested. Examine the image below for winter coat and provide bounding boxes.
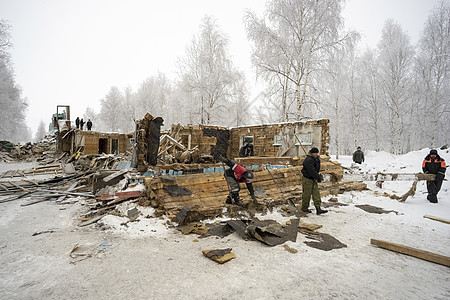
[301,154,321,181]
[422,154,446,179]
[353,150,365,163]
[239,144,254,157]
[224,160,255,195]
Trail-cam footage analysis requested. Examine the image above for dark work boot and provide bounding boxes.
[428,195,438,203]
[226,195,233,204]
[315,206,328,215]
[302,208,312,213]
[232,193,245,207]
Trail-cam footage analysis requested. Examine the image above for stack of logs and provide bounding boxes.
[144,156,366,221]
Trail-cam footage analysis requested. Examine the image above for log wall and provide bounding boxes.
[229,119,330,158]
[143,157,361,222]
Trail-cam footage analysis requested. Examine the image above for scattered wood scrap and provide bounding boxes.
[355,204,398,215]
[302,231,347,251]
[370,238,450,267]
[423,215,450,225]
[202,248,236,264]
[298,222,322,231]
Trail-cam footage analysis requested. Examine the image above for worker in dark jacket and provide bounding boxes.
[353,146,365,164]
[239,143,254,157]
[75,117,80,129]
[86,119,92,131]
[223,158,258,206]
[301,147,327,215]
[422,149,446,203]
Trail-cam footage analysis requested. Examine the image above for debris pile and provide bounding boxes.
[0,134,57,163]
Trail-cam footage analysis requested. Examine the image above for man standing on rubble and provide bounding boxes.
[75,117,80,129]
[422,149,446,203]
[87,119,92,131]
[222,158,258,206]
[301,147,328,215]
[353,146,365,164]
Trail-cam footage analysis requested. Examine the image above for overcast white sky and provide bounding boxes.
[1,0,441,137]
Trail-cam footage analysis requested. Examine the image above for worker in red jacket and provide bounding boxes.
[422,149,446,203]
[223,158,258,206]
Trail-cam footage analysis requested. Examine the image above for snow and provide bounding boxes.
[0,148,449,299]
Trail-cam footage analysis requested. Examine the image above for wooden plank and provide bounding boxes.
[370,238,450,267]
[423,215,450,225]
[96,191,145,201]
[36,189,95,197]
[78,215,105,227]
[103,169,129,182]
[8,181,30,192]
[0,183,9,191]
[23,179,39,186]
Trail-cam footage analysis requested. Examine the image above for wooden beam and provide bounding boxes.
[370,238,450,267]
[423,215,450,225]
[278,143,295,157]
[8,181,30,192]
[294,134,308,155]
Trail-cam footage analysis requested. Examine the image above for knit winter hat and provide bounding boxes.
[310,147,319,154]
[430,149,438,155]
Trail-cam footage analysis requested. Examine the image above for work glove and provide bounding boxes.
[317,174,323,183]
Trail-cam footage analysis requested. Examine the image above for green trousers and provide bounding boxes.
[301,177,321,210]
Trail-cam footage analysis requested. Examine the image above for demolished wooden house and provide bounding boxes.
[132,116,365,223]
[53,114,365,223]
[58,129,133,156]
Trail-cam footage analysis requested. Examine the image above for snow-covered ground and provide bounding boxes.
[0,148,449,299]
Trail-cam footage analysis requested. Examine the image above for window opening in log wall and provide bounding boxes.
[111,139,119,154]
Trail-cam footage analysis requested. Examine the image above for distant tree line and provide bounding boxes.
[2,1,448,154]
[0,19,30,143]
[91,0,448,155]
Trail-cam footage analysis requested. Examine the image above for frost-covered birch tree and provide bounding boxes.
[0,20,29,143]
[415,0,450,148]
[378,19,415,154]
[99,86,123,132]
[177,15,248,125]
[83,106,98,130]
[359,49,383,151]
[34,120,47,142]
[245,0,354,120]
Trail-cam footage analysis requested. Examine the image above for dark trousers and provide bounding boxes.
[224,169,240,193]
[302,177,321,210]
[426,176,443,202]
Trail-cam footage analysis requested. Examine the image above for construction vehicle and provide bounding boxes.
[49,105,71,131]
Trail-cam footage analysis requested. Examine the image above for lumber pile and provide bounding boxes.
[144,161,364,222]
[158,124,226,164]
